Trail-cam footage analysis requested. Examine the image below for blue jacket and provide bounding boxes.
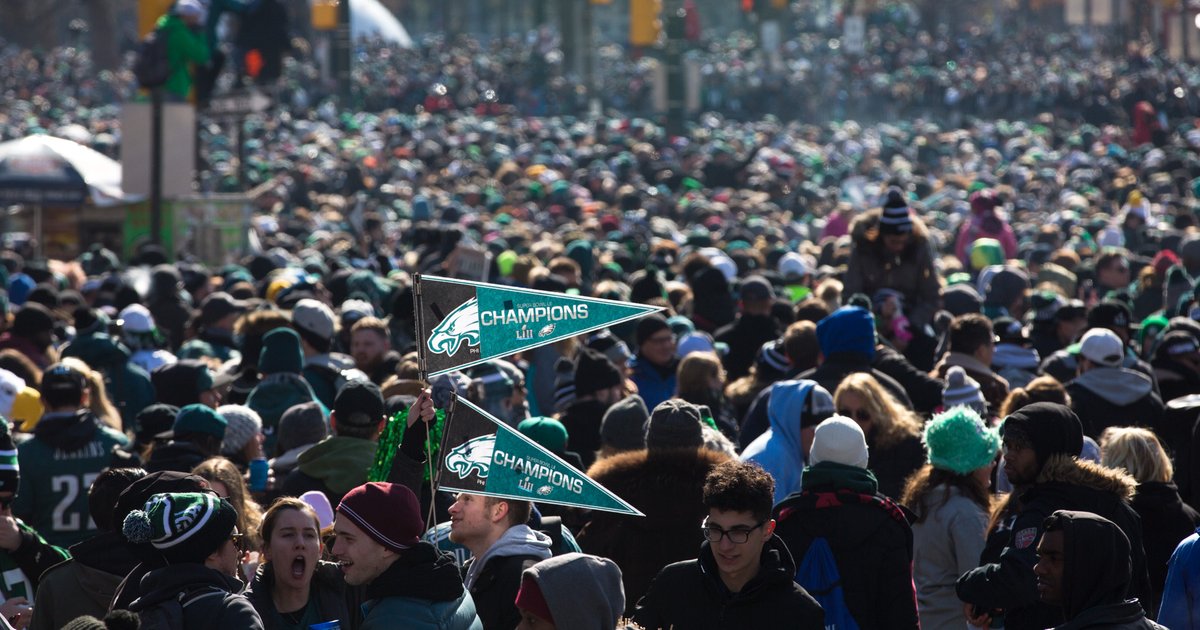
[630,355,676,411]
[1160,528,1200,629]
[361,591,482,630]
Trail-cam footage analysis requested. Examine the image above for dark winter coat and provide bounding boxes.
[957,455,1153,630]
[558,398,610,471]
[1152,356,1200,404]
[844,210,940,329]
[358,542,481,630]
[633,536,825,630]
[714,313,781,381]
[128,562,263,629]
[873,344,944,414]
[30,531,138,630]
[1066,367,1165,440]
[868,431,927,501]
[773,462,920,630]
[1050,510,1166,630]
[464,553,542,630]
[143,440,212,474]
[244,560,360,630]
[798,354,913,409]
[1128,481,1200,613]
[578,447,731,615]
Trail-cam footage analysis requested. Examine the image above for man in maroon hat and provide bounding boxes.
[332,482,482,629]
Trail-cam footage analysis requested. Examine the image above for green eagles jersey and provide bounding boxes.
[0,521,70,601]
[13,425,129,548]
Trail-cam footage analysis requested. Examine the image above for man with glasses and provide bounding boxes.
[121,492,264,628]
[633,460,824,629]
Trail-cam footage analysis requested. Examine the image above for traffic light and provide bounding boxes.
[630,0,662,46]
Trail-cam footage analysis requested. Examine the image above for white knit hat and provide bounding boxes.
[942,366,987,415]
[809,415,869,469]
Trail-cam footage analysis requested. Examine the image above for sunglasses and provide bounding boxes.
[838,408,872,423]
[229,532,245,551]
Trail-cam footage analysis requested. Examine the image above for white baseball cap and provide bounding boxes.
[118,304,157,334]
[1079,328,1124,368]
[778,252,810,281]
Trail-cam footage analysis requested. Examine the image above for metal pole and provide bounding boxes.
[235,118,246,190]
[583,0,596,106]
[335,0,352,102]
[151,88,163,245]
[665,2,686,136]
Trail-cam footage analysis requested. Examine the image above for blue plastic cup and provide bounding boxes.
[249,458,269,492]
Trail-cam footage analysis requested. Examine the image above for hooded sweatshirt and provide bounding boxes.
[1067,367,1164,439]
[462,524,553,630]
[740,380,815,504]
[993,342,1041,390]
[283,436,376,506]
[463,525,553,590]
[129,562,262,629]
[523,553,625,630]
[1052,510,1164,630]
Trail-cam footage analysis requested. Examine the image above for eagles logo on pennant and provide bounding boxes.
[1014,527,1038,549]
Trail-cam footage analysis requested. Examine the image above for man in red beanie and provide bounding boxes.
[332,482,482,630]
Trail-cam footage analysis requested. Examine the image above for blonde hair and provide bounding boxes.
[1100,427,1173,484]
[60,357,122,431]
[833,372,922,449]
[676,352,724,403]
[193,457,266,550]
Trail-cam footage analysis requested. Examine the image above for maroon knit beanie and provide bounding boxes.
[515,574,554,624]
[336,482,423,552]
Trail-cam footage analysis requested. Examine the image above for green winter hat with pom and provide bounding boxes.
[121,492,238,564]
[923,406,1000,475]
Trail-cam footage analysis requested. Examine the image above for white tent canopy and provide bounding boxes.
[308,0,414,47]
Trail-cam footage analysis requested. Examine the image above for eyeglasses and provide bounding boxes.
[229,532,245,551]
[838,408,872,423]
[701,520,765,544]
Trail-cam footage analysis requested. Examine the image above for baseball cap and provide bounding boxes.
[1088,300,1132,332]
[118,304,157,334]
[40,363,87,406]
[1079,328,1125,368]
[292,298,336,341]
[739,275,775,302]
[334,380,385,427]
[199,292,247,327]
[778,252,810,281]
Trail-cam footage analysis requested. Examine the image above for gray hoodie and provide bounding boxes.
[463,524,552,589]
[523,553,625,630]
[1072,366,1154,406]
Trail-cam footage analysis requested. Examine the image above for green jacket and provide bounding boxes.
[156,13,210,100]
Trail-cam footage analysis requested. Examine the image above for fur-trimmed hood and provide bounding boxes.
[849,207,932,251]
[583,447,732,533]
[1035,454,1137,502]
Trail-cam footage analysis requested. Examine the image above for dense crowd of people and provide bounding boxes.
[2,0,1200,628]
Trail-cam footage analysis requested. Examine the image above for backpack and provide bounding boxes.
[794,537,859,630]
[137,585,235,630]
[134,27,170,89]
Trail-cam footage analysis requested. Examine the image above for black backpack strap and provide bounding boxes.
[538,516,564,554]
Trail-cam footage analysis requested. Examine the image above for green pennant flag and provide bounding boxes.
[415,274,663,378]
[437,395,643,516]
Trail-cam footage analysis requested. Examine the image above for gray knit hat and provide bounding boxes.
[645,399,704,451]
[276,401,328,456]
[218,404,263,457]
[600,395,650,452]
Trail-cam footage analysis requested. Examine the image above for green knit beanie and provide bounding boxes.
[122,492,238,564]
[258,327,304,375]
[923,406,1000,475]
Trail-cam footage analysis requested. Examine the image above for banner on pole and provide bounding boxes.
[437,395,643,516]
[415,274,662,378]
